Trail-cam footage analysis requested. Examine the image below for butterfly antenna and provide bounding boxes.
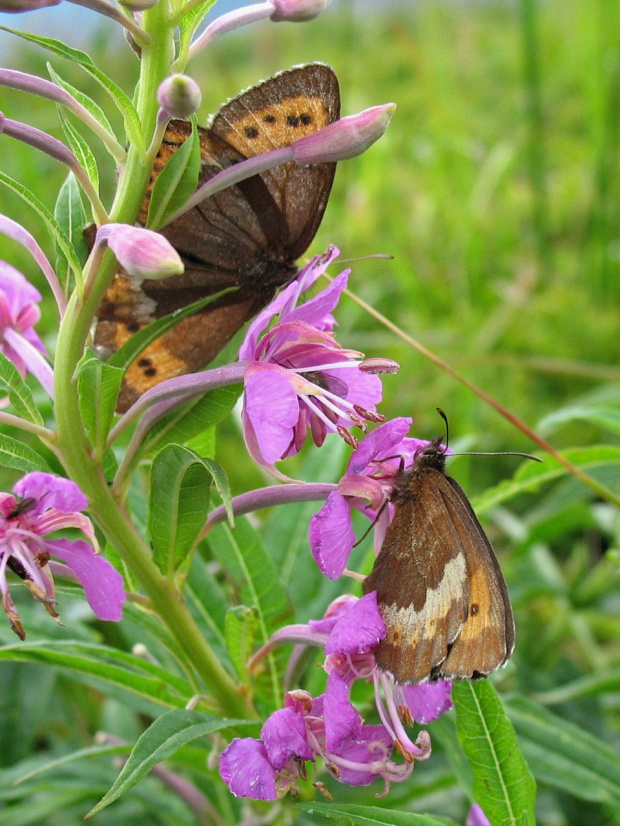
[436,407,450,449]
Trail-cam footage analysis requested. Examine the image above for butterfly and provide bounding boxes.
[95,63,341,411]
[362,437,515,684]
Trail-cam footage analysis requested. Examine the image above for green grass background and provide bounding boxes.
[1,1,620,824]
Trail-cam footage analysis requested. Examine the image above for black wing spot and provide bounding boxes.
[137,358,152,368]
[263,114,276,124]
[287,115,300,128]
[245,126,259,139]
[300,113,312,125]
[470,603,479,617]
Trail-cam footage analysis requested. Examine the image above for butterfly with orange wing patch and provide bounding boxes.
[362,437,515,684]
[95,64,340,411]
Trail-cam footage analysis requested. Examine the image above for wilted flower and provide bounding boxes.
[0,472,126,638]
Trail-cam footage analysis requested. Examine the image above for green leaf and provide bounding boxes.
[57,105,100,192]
[76,347,124,453]
[47,63,118,150]
[178,0,217,51]
[107,290,237,372]
[506,695,620,807]
[475,445,620,513]
[0,434,50,473]
[54,172,89,287]
[142,385,242,459]
[225,606,258,681]
[453,681,536,826]
[148,445,213,574]
[88,709,252,816]
[0,171,81,279]
[294,802,458,825]
[0,350,43,425]
[0,28,141,144]
[539,405,620,437]
[0,641,191,710]
[146,122,201,229]
[209,518,294,705]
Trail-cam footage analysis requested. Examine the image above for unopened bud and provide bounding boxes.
[270,0,328,22]
[100,224,184,280]
[157,74,202,119]
[0,0,60,10]
[293,103,396,164]
[119,0,157,8]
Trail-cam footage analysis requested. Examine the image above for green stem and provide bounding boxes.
[52,8,254,720]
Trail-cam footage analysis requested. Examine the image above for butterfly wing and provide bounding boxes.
[363,467,514,683]
[95,65,340,411]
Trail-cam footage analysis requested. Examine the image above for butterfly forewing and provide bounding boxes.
[94,64,340,411]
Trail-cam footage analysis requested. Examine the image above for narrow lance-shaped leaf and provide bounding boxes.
[76,348,124,455]
[147,122,201,229]
[0,434,50,473]
[0,350,43,425]
[506,695,620,808]
[148,444,213,574]
[87,710,255,817]
[453,680,536,826]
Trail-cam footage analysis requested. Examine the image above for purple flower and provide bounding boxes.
[239,247,384,470]
[0,472,126,638]
[0,261,54,397]
[309,417,434,578]
[222,594,452,800]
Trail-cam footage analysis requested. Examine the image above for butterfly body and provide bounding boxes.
[95,64,340,411]
[362,440,515,684]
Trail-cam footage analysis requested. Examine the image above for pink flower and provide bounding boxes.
[240,247,384,470]
[0,261,53,396]
[309,417,435,578]
[0,472,126,638]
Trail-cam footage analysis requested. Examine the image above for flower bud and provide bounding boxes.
[0,0,60,10]
[293,103,396,164]
[118,0,157,8]
[270,0,328,22]
[157,74,202,119]
[101,224,183,280]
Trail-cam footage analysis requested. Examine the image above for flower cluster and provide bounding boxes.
[220,593,452,800]
[0,472,126,639]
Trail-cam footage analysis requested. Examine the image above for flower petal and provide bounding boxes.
[309,491,356,579]
[324,670,361,754]
[13,472,87,513]
[325,592,386,655]
[244,369,299,463]
[45,539,126,621]
[219,738,277,801]
[402,681,453,724]
[261,707,313,768]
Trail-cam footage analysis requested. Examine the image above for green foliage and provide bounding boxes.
[1,2,620,825]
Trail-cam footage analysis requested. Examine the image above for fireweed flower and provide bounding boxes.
[220,594,452,800]
[309,417,438,578]
[0,472,126,639]
[0,261,54,398]
[239,246,384,469]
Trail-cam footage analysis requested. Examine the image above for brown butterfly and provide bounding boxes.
[95,64,340,411]
[362,437,515,684]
